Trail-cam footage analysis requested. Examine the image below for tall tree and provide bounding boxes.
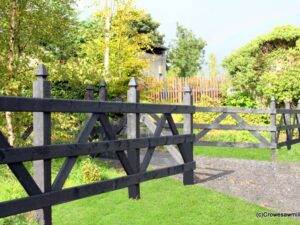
[102,0,115,78]
[208,53,218,77]
[96,0,164,80]
[0,0,77,145]
[5,0,17,145]
[69,0,163,98]
[167,24,206,77]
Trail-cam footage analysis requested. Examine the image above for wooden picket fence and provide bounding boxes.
[143,76,227,103]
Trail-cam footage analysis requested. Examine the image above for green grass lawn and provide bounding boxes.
[1,176,300,225]
[51,178,300,225]
[194,144,300,162]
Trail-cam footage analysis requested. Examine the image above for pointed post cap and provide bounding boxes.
[99,80,107,88]
[86,85,94,91]
[128,77,138,87]
[183,84,192,93]
[270,97,276,111]
[85,85,94,100]
[36,64,48,78]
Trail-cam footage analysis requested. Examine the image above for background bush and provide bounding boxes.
[223,25,300,106]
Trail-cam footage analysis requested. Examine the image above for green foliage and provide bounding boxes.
[68,0,163,98]
[0,0,78,146]
[130,12,164,47]
[167,24,206,77]
[81,158,102,183]
[200,130,270,143]
[0,165,27,202]
[0,0,77,95]
[223,25,300,105]
[224,92,257,108]
[172,95,268,126]
[0,0,163,145]
[51,113,87,144]
[138,77,163,102]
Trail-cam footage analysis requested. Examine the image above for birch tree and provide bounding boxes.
[0,0,76,146]
[69,0,163,98]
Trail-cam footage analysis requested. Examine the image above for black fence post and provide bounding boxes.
[183,84,194,185]
[85,85,94,100]
[98,80,114,159]
[127,77,140,199]
[285,100,292,150]
[297,100,300,139]
[33,64,52,225]
[99,80,108,101]
[270,97,277,162]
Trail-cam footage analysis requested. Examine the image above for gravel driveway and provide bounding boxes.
[141,150,300,213]
[193,156,300,213]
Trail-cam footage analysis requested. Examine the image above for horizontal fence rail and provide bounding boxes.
[164,123,275,131]
[195,141,271,149]
[278,139,300,147]
[0,162,196,218]
[195,106,271,114]
[277,124,300,130]
[192,124,276,132]
[0,135,194,164]
[276,109,300,114]
[0,96,195,114]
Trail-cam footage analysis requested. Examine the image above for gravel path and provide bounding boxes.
[141,150,300,213]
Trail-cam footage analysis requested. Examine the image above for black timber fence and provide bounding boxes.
[0,65,195,225]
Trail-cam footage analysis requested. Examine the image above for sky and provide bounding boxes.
[77,0,300,66]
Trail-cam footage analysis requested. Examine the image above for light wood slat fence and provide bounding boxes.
[0,65,195,225]
[143,76,227,103]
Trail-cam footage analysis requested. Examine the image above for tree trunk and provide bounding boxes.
[6,0,17,146]
[8,0,16,80]
[5,112,15,146]
[103,0,113,78]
